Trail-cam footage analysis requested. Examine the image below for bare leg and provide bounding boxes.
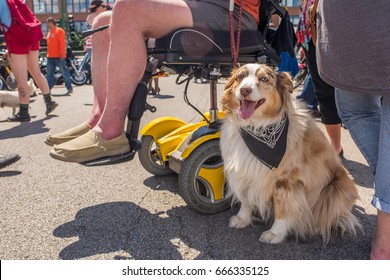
[8,54,29,104]
[325,123,342,154]
[51,0,194,161]
[93,0,193,140]
[26,50,50,95]
[88,11,112,128]
[154,77,160,93]
[371,210,390,260]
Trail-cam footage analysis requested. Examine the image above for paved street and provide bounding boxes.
[0,75,376,260]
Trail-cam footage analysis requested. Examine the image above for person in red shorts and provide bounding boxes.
[0,0,58,122]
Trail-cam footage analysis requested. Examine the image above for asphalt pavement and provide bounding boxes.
[0,76,376,260]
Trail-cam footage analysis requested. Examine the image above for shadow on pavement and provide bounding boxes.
[342,158,374,189]
[53,200,375,260]
[0,117,55,140]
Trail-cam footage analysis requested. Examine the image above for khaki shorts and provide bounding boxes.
[186,0,257,31]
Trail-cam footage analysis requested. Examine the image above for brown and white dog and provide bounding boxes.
[220,64,361,244]
[0,79,37,117]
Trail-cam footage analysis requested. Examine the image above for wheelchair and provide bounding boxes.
[83,0,285,214]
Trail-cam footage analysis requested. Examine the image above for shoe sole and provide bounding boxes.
[49,145,131,163]
[0,155,21,169]
[46,103,58,115]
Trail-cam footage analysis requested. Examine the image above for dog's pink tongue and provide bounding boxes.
[239,100,256,120]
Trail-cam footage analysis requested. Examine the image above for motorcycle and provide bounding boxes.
[39,47,91,87]
[66,47,90,86]
[0,51,18,91]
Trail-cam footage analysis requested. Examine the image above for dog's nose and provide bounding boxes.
[240,86,252,97]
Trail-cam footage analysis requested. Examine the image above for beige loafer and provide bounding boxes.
[50,130,130,163]
[45,123,92,146]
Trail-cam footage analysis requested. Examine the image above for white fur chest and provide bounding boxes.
[220,118,273,211]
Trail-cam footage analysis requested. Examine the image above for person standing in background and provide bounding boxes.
[296,0,343,156]
[0,0,58,122]
[84,1,109,84]
[45,17,73,95]
[317,0,390,260]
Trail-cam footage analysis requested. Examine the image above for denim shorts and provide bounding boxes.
[186,0,257,31]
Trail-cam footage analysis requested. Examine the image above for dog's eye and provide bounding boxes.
[260,76,269,82]
[237,74,245,80]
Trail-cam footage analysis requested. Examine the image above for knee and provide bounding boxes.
[111,0,145,22]
[91,11,112,29]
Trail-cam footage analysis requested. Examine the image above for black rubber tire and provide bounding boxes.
[138,135,175,176]
[0,76,5,90]
[178,139,231,214]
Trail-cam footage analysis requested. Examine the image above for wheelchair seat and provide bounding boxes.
[150,28,279,66]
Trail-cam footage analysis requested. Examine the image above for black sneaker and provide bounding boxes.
[46,101,58,115]
[8,113,31,122]
[66,88,73,94]
[0,154,21,169]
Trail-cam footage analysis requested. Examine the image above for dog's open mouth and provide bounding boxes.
[239,99,265,119]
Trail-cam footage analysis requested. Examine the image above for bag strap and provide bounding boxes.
[310,0,319,22]
[304,0,319,34]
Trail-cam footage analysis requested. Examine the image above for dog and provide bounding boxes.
[220,64,361,244]
[0,79,37,117]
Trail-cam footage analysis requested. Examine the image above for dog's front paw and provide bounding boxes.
[229,215,251,229]
[259,230,286,244]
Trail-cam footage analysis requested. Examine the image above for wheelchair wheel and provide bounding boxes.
[178,139,231,214]
[138,135,175,176]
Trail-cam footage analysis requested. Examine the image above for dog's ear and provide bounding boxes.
[224,67,238,91]
[276,71,293,95]
[222,67,239,113]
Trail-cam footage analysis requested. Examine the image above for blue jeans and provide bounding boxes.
[335,89,390,214]
[296,72,318,110]
[46,58,73,91]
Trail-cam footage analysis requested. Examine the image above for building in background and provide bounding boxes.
[26,0,115,34]
[26,0,300,33]
[281,0,301,25]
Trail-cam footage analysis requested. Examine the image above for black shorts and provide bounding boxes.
[186,0,257,31]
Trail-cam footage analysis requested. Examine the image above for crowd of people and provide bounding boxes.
[0,0,389,260]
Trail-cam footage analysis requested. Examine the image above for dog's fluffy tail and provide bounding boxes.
[313,168,362,244]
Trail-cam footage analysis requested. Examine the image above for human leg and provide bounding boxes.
[304,40,342,154]
[8,54,29,104]
[7,53,31,121]
[57,59,73,93]
[371,95,390,260]
[335,88,381,172]
[26,50,58,115]
[154,77,160,94]
[45,12,111,146]
[26,50,50,94]
[46,58,56,90]
[335,88,389,259]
